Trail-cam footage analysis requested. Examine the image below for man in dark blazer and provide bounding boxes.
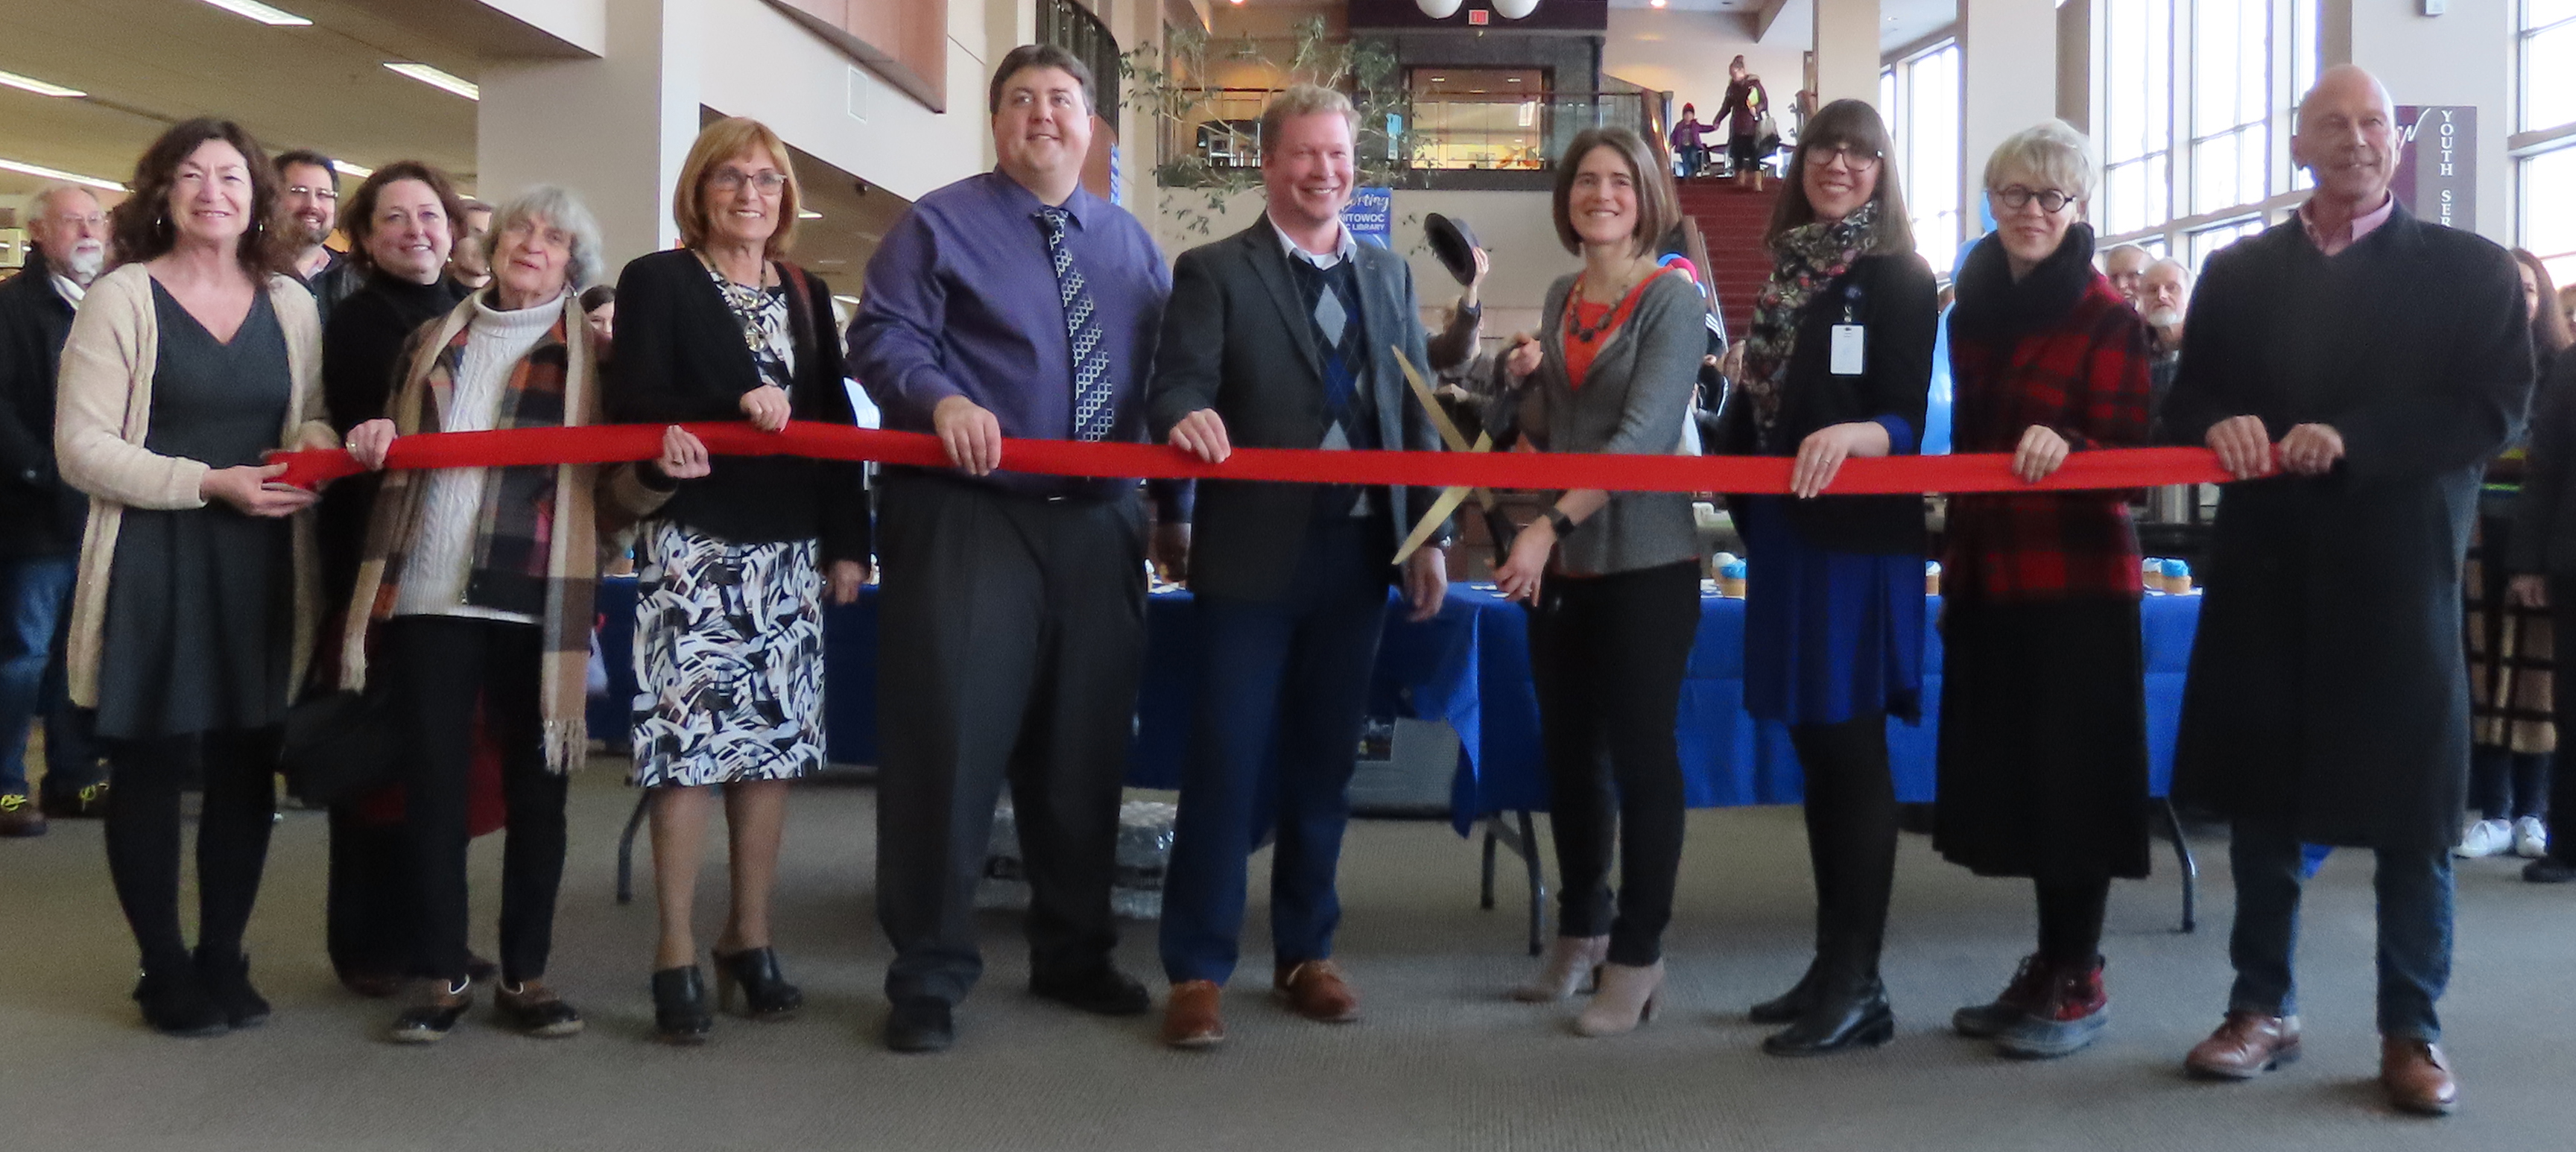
[0,184,109,838]
[2161,66,2533,1117]
[1147,84,1450,1048]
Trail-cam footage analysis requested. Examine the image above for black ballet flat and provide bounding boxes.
[712,946,803,1021]
[652,966,713,1045]
[1762,979,1895,1057]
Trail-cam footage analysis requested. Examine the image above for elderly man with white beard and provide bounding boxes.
[0,183,110,837]
[2139,257,2190,413]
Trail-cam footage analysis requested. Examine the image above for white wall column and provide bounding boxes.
[1960,0,2057,191]
[1812,0,1882,107]
[478,0,704,266]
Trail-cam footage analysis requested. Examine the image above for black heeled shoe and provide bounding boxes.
[133,960,227,1038]
[1762,978,1895,1057]
[712,946,803,1021]
[651,966,713,1045]
[1747,958,1823,1025]
[194,949,270,1029]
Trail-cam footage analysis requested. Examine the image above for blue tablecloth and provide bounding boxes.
[593,580,2200,837]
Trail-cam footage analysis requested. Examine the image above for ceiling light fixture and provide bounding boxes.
[0,69,84,98]
[798,209,823,219]
[0,157,121,192]
[332,160,373,178]
[196,0,313,26]
[384,62,478,101]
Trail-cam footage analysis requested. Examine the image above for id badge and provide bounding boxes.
[1829,323,1865,376]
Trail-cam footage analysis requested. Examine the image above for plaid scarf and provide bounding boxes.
[1739,201,1879,452]
[338,294,666,772]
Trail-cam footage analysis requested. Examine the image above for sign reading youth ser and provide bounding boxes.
[2393,105,2475,232]
[1342,187,1395,248]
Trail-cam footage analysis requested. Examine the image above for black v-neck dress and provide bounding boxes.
[93,281,294,741]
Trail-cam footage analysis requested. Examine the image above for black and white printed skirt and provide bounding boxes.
[628,519,826,788]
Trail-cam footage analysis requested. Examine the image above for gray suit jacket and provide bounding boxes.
[1533,270,1706,576]
[1148,219,1447,603]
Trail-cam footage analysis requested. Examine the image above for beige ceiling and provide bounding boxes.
[0,0,904,279]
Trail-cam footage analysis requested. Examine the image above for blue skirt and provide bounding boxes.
[1736,496,1925,727]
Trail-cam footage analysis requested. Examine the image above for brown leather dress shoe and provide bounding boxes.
[1162,980,1224,1049]
[1274,960,1360,1023]
[2185,1011,2301,1080]
[2381,1037,2458,1116]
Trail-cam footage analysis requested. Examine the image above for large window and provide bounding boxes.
[2519,1,2576,283]
[2097,0,2317,269]
[1883,40,1963,274]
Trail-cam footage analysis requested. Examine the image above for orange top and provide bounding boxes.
[1559,272,1665,390]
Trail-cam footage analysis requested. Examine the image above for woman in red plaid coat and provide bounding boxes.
[1933,121,2156,1060]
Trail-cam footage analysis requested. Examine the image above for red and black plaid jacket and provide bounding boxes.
[1944,273,2153,603]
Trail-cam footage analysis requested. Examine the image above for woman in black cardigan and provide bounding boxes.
[606,118,870,1043]
[1716,99,1938,1057]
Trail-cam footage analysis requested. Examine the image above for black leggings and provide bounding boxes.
[1531,560,1701,967]
[2036,878,2110,966]
[1788,714,1896,979]
[387,616,567,986]
[103,728,280,969]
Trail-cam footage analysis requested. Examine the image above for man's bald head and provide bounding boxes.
[2293,64,2399,212]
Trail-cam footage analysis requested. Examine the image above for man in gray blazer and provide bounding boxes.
[1146,83,1450,1048]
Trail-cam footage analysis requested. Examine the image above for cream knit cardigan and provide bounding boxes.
[52,262,335,709]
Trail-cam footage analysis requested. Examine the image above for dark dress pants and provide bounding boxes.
[875,473,1146,1004]
[1160,517,1391,986]
[1530,560,1700,967]
[2227,816,2452,1041]
[386,616,566,986]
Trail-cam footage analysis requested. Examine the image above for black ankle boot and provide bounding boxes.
[134,958,227,1037]
[194,949,270,1029]
[712,946,803,1020]
[652,966,713,1045]
[1762,977,1894,1057]
[1748,957,1824,1025]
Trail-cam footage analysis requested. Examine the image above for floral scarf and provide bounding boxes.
[1738,201,1879,452]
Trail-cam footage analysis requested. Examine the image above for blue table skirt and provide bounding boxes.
[593,580,2200,836]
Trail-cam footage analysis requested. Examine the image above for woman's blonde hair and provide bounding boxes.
[1983,119,2098,203]
[672,116,803,259]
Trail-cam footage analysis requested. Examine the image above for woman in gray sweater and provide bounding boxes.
[1494,127,1708,1037]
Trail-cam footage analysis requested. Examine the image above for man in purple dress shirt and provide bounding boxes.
[846,44,1181,1054]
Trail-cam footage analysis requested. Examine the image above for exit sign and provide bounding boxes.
[1468,8,1487,23]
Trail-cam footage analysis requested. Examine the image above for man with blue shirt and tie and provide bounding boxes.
[847,44,1183,1054]
[1148,83,1452,1049]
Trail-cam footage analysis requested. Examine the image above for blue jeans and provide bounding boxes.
[1159,519,1390,986]
[2227,818,2454,1041]
[0,555,95,799]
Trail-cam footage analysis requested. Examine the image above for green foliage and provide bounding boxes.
[1118,16,1412,237]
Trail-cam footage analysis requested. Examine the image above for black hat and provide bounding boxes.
[1425,212,1481,286]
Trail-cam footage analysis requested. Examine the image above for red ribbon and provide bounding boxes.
[270,420,2237,495]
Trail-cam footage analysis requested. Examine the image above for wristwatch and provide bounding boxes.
[1543,507,1576,540]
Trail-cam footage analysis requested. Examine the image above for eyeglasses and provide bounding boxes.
[284,184,338,202]
[42,212,107,229]
[709,170,788,194]
[1992,186,2075,213]
[1804,144,1881,171]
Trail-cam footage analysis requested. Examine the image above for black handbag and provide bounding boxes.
[281,683,400,807]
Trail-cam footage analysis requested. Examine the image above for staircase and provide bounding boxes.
[1675,177,1781,344]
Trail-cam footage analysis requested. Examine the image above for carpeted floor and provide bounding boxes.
[0,764,2567,1151]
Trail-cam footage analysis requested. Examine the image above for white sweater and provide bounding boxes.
[390,292,562,622]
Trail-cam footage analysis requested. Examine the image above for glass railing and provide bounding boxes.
[1149,87,1658,179]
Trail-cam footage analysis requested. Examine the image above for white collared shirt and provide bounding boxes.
[1270,213,1357,270]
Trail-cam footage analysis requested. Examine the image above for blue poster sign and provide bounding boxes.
[1341,187,1393,248]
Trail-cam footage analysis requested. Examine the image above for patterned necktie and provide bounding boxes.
[1037,207,1115,442]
